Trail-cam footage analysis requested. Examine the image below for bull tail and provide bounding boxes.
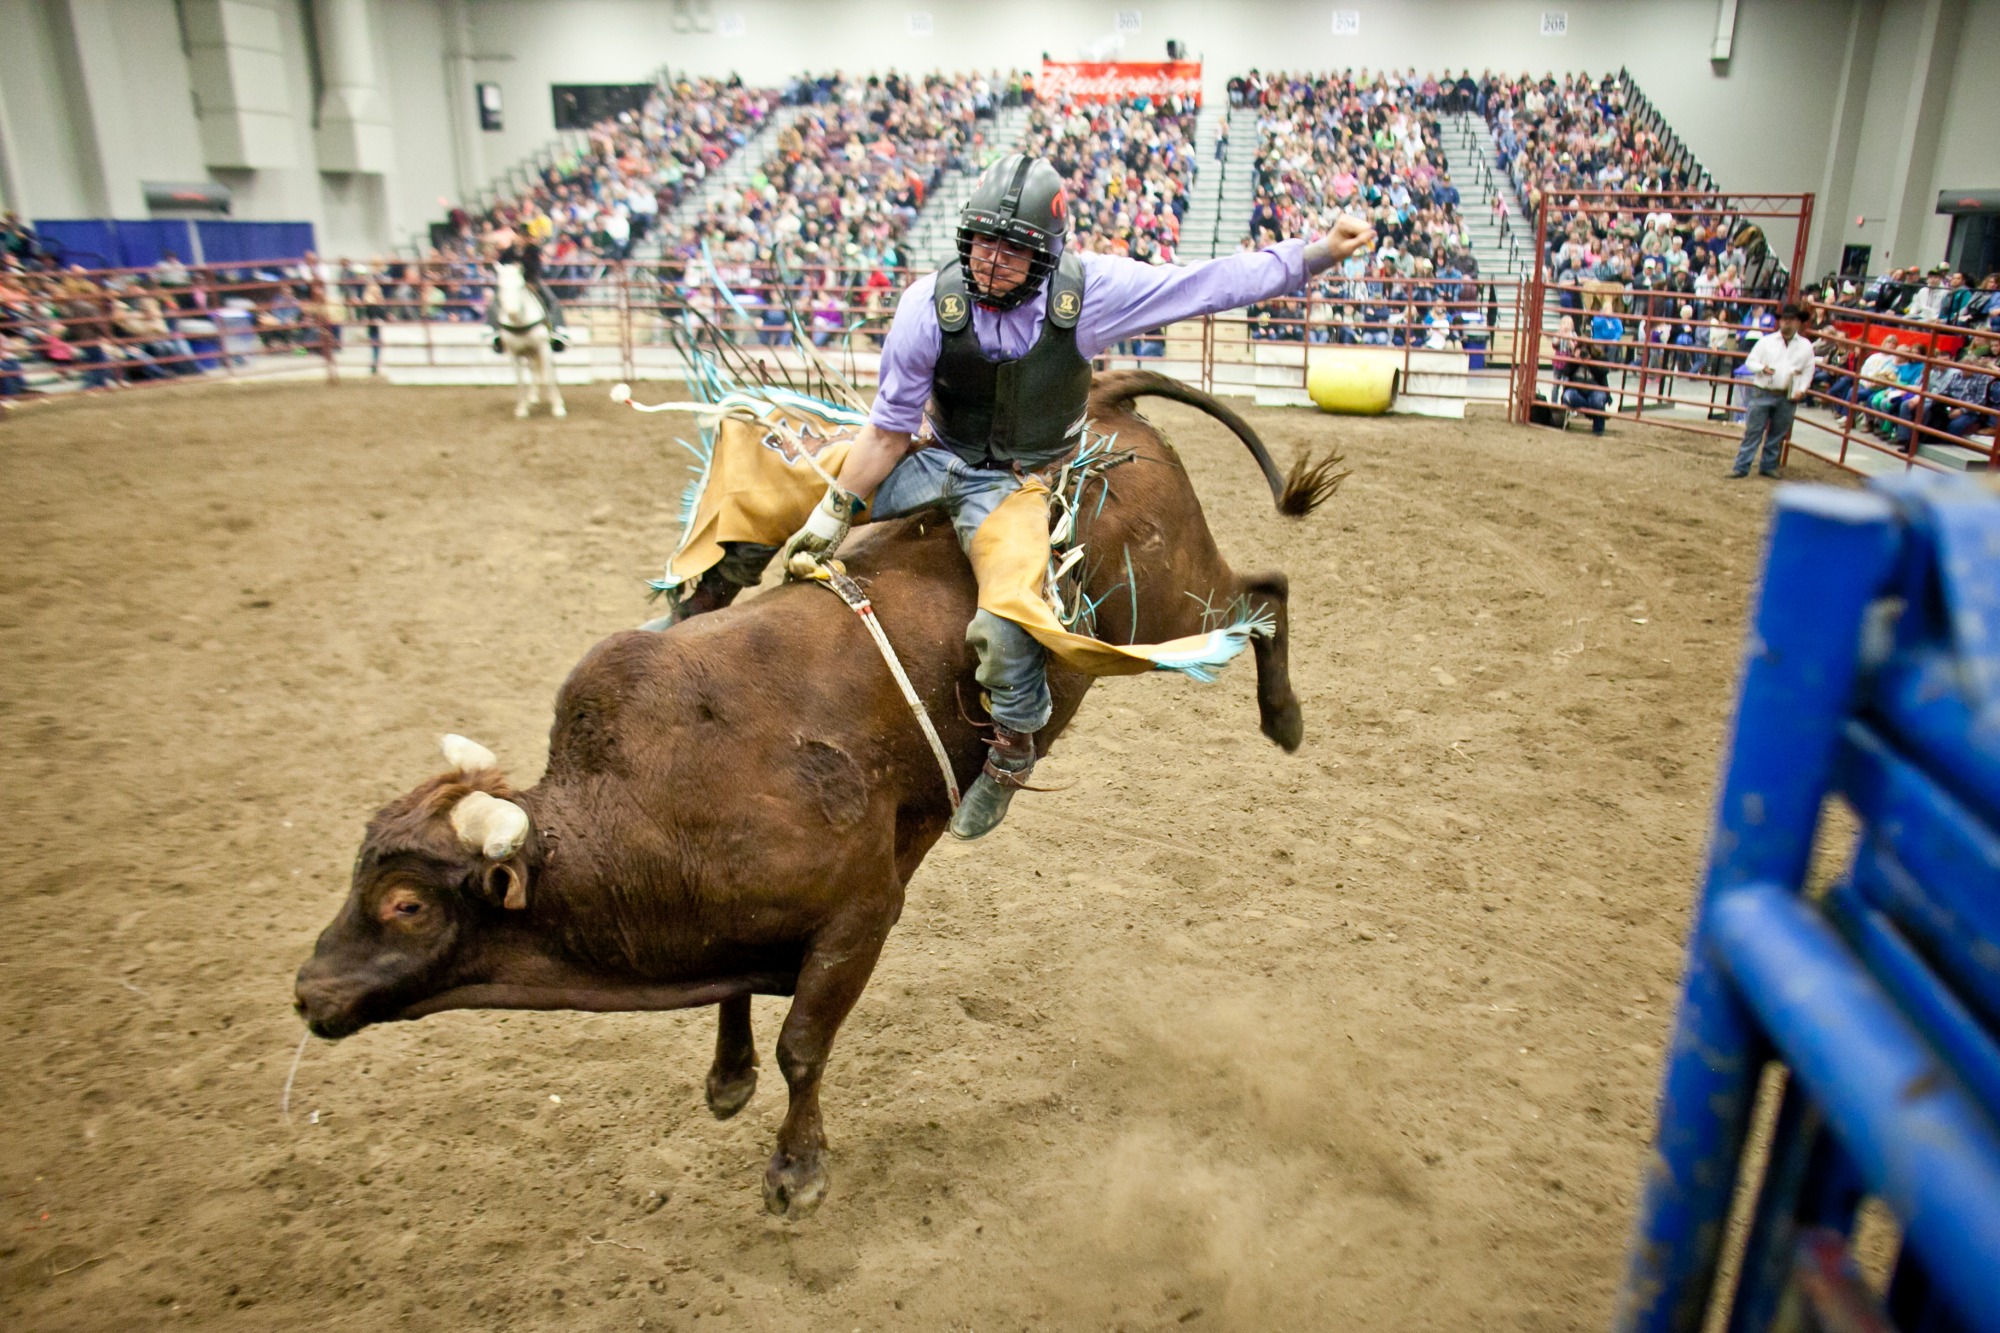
[1087,370,1348,517]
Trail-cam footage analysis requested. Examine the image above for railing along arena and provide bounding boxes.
[3,257,1525,412]
[55,247,1989,473]
[1,261,338,395]
[1517,274,1997,475]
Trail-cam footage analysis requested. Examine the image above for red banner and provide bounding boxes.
[1037,60,1202,106]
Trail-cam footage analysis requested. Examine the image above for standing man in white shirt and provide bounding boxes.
[1730,302,1815,478]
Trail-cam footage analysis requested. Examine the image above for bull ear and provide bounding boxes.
[449,790,530,859]
[441,733,500,775]
[481,861,529,911]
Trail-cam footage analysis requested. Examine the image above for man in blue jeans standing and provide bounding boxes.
[1731,303,1814,478]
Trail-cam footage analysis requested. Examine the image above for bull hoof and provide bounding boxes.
[552,404,567,419]
[514,405,529,419]
[705,1065,758,1120]
[1261,697,1305,752]
[762,1150,828,1219]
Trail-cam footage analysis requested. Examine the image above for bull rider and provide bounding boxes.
[689,154,1375,840]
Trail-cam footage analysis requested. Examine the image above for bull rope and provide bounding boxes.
[798,561,961,813]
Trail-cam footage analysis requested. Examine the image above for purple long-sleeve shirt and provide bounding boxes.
[869,238,1318,434]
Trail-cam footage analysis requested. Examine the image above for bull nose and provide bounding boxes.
[294,968,333,1024]
[293,969,364,1040]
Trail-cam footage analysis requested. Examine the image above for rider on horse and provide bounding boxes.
[487,229,570,352]
[688,154,1375,840]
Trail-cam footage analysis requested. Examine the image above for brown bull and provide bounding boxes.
[294,371,1340,1218]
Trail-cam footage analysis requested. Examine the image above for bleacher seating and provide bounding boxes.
[672,71,999,280]
[1236,70,1473,277]
[1017,96,1199,262]
[442,76,778,263]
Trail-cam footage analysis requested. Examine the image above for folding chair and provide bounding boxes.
[1615,475,2000,1332]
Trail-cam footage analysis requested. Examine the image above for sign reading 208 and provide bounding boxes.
[1541,11,1569,36]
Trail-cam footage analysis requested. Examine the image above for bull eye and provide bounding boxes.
[378,891,426,923]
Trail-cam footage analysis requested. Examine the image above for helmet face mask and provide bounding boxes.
[956,154,1067,310]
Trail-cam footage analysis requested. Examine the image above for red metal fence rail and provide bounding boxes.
[1513,190,1815,427]
[4,258,1524,415]
[1491,188,1998,474]
[16,244,1983,479]
[1797,300,1999,474]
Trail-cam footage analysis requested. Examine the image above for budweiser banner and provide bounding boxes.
[1038,60,1202,106]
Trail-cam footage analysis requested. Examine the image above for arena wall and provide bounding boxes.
[1907,0,2000,265]
[1,0,1996,271]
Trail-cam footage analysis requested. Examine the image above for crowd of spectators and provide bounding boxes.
[688,71,1023,346]
[1225,71,1485,348]
[1469,69,1806,414]
[1483,73,1691,217]
[360,69,1029,351]
[1,69,1036,391]
[1800,274,2000,448]
[1484,70,1792,299]
[1239,70,1469,266]
[14,59,1996,447]
[1,217,340,398]
[665,70,1020,343]
[432,75,776,268]
[1535,270,2000,448]
[1844,265,2000,329]
[1228,69,1486,113]
[1016,93,1199,265]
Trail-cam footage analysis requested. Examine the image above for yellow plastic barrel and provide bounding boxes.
[1306,351,1400,415]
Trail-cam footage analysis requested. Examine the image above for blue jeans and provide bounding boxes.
[78,343,112,389]
[1893,395,1927,445]
[1947,410,1991,439]
[1563,386,1609,432]
[1734,389,1794,473]
[871,447,1052,733]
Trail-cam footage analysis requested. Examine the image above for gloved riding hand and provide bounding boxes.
[780,484,867,579]
[490,334,504,354]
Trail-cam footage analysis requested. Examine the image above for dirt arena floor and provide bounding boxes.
[0,378,1857,1331]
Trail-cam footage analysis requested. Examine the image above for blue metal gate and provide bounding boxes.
[1617,475,2000,1332]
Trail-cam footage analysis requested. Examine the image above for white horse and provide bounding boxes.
[492,262,565,419]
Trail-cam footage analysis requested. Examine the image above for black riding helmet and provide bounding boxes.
[956,154,1068,311]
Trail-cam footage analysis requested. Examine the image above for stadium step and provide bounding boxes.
[1175,102,1232,261]
[1182,105,1259,259]
[1438,111,1530,280]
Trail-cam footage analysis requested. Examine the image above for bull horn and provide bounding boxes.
[440,733,499,774]
[449,790,531,860]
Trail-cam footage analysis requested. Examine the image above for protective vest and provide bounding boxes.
[930,250,1090,469]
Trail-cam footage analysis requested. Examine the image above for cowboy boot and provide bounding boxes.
[949,726,1037,841]
[639,543,776,631]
